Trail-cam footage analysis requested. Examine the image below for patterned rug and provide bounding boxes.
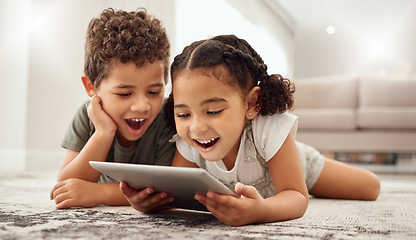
[1,171,415,239]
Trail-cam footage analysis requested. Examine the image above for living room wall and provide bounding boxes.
[288,0,416,79]
[0,0,294,170]
[0,0,178,170]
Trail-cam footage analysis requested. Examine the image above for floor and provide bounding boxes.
[1,167,416,239]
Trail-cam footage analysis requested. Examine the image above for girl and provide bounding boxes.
[121,35,380,226]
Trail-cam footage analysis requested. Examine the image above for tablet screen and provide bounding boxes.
[89,161,237,211]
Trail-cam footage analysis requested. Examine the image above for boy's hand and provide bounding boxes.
[120,181,174,213]
[194,182,264,226]
[88,95,117,134]
[50,178,104,209]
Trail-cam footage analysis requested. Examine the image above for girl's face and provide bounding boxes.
[96,61,165,147]
[173,69,249,164]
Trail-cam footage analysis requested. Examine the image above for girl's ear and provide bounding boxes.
[81,75,96,97]
[246,86,261,120]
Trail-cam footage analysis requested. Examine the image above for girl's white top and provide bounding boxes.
[175,112,298,185]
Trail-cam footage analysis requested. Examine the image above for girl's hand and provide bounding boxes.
[88,95,117,135]
[195,182,264,226]
[50,178,104,209]
[120,181,174,213]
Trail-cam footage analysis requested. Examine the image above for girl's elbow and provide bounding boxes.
[363,173,381,201]
[301,195,309,216]
[293,193,309,219]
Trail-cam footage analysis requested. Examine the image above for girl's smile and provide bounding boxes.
[193,137,220,152]
[173,68,249,166]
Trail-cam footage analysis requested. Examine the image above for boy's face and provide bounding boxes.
[172,69,248,164]
[96,60,165,147]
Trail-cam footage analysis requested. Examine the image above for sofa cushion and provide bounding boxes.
[357,107,416,129]
[294,76,357,109]
[359,77,416,107]
[292,108,356,130]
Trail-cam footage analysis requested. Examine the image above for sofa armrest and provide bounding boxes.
[292,108,356,130]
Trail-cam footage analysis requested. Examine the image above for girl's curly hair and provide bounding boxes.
[165,34,295,129]
[84,8,170,88]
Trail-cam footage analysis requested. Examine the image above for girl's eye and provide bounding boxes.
[207,110,223,116]
[176,113,190,118]
[148,91,161,95]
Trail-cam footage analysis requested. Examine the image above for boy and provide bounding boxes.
[50,8,176,209]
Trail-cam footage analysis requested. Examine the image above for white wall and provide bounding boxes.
[24,0,101,170]
[290,0,416,79]
[175,0,295,77]
[0,0,31,169]
[24,0,177,170]
[0,0,293,170]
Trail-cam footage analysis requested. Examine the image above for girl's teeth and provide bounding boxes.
[199,138,216,144]
[195,137,219,148]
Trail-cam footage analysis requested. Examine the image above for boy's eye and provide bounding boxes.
[117,93,132,97]
[207,110,223,116]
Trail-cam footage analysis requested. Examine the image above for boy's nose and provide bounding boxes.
[130,96,150,113]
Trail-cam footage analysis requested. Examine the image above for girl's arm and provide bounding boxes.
[195,133,309,226]
[258,133,309,222]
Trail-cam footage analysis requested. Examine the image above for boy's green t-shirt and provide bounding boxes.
[61,100,176,182]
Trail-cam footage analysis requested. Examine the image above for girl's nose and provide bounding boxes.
[189,116,208,133]
[130,95,151,113]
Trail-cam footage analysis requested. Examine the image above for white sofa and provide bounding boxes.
[291,75,416,154]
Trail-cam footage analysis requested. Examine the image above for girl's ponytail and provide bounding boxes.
[258,74,295,115]
[220,37,295,115]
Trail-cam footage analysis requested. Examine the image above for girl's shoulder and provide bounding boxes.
[252,112,298,131]
[252,112,298,161]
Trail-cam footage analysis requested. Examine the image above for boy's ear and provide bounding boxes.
[81,75,96,97]
[246,86,261,120]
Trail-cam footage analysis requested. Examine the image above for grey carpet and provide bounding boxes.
[1,170,415,239]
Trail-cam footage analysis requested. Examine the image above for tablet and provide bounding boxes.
[89,161,237,211]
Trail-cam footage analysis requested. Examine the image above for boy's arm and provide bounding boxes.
[53,133,123,208]
[58,96,116,182]
[52,133,118,208]
[58,129,114,182]
[121,150,195,213]
[51,96,121,208]
[51,180,129,209]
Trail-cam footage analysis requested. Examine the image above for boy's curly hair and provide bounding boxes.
[84,8,170,88]
[165,34,295,129]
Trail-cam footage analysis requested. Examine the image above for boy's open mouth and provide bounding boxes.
[125,118,146,130]
[194,137,219,149]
